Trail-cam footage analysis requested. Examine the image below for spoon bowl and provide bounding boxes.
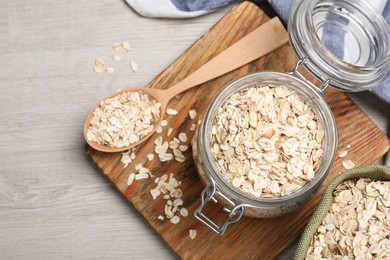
[84,17,288,153]
[84,87,169,152]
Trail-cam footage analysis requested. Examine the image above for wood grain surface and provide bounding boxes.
[86,2,389,259]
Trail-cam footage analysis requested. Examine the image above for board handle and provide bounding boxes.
[194,184,244,236]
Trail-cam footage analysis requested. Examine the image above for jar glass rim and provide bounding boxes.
[307,0,390,70]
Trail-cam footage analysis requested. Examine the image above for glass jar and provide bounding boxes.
[192,0,390,235]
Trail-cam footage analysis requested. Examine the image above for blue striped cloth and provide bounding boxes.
[126,0,390,103]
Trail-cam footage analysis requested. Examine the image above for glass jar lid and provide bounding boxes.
[288,0,390,91]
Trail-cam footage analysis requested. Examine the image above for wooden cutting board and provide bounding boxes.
[86,2,390,259]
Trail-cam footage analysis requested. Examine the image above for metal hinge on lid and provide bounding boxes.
[194,184,245,236]
[289,57,330,94]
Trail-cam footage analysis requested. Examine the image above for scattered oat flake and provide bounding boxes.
[157,215,164,221]
[150,188,161,200]
[190,124,196,131]
[94,66,104,74]
[95,58,105,67]
[135,173,149,180]
[189,229,197,239]
[127,173,135,186]
[123,41,131,51]
[170,216,180,224]
[175,156,185,163]
[347,144,351,149]
[169,140,179,150]
[130,60,139,72]
[113,42,123,50]
[154,136,163,146]
[342,160,355,170]
[121,153,132,168]
[167,128,173,137]
[159,153,173,162]
[160,120,168,127]
[173,149,184,158]
[338,150,348,158]
[135,164,150,175]
[105,67,115,74]
[155,141,168,154]
[147,154,154,161]
[166,108,178,115]
[113,55,122,61]
[189,109,197,119]
[156,125,162,134]
[178,133,187,142]
[179,145,189,152]
[180,208,188,217]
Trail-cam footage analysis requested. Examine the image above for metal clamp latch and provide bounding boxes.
[194,184,245,236]
[289,57,330,94]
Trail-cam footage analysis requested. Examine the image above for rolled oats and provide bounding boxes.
[87,91,161,148]
[338,150,348,158]
[189,229,197,239]
[342,160,355,170]
[130,60,139,72]
[156,125,163,134]
[134,173,149,180]
[113,55,122,61]
[158,152,173,162]
[190,124,196,131]
[113,41,131,51]
[179,145,189,152]
[178,133,187,142]
[180,208,188,217]
[95,58,105,67]
[150,187,161,200]
[189,109,197,119]
[174,155,186,162]
[210,84,324,197]
[167,108,178,115]
[147,153,154,161]
[169,139,180,149]
[306,178,390,259]
[121,149,136,168]
[94,65,104,74]
[170,216,180,224]
[122,41,131,52]
[167,128,173,136]
[149,173,188,224]
[127,173,135,186]
[113,42,123,50]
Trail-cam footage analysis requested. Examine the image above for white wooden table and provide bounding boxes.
[1,1,389,259]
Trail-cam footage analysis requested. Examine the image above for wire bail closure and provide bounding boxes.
[289,57,330,94]
[194,183,245,236]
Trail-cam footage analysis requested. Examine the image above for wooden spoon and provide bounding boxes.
[84,17,288,152]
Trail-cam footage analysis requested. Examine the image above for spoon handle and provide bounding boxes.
[164,17,288,100]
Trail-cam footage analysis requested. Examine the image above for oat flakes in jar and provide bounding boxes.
[192,0,390,235]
